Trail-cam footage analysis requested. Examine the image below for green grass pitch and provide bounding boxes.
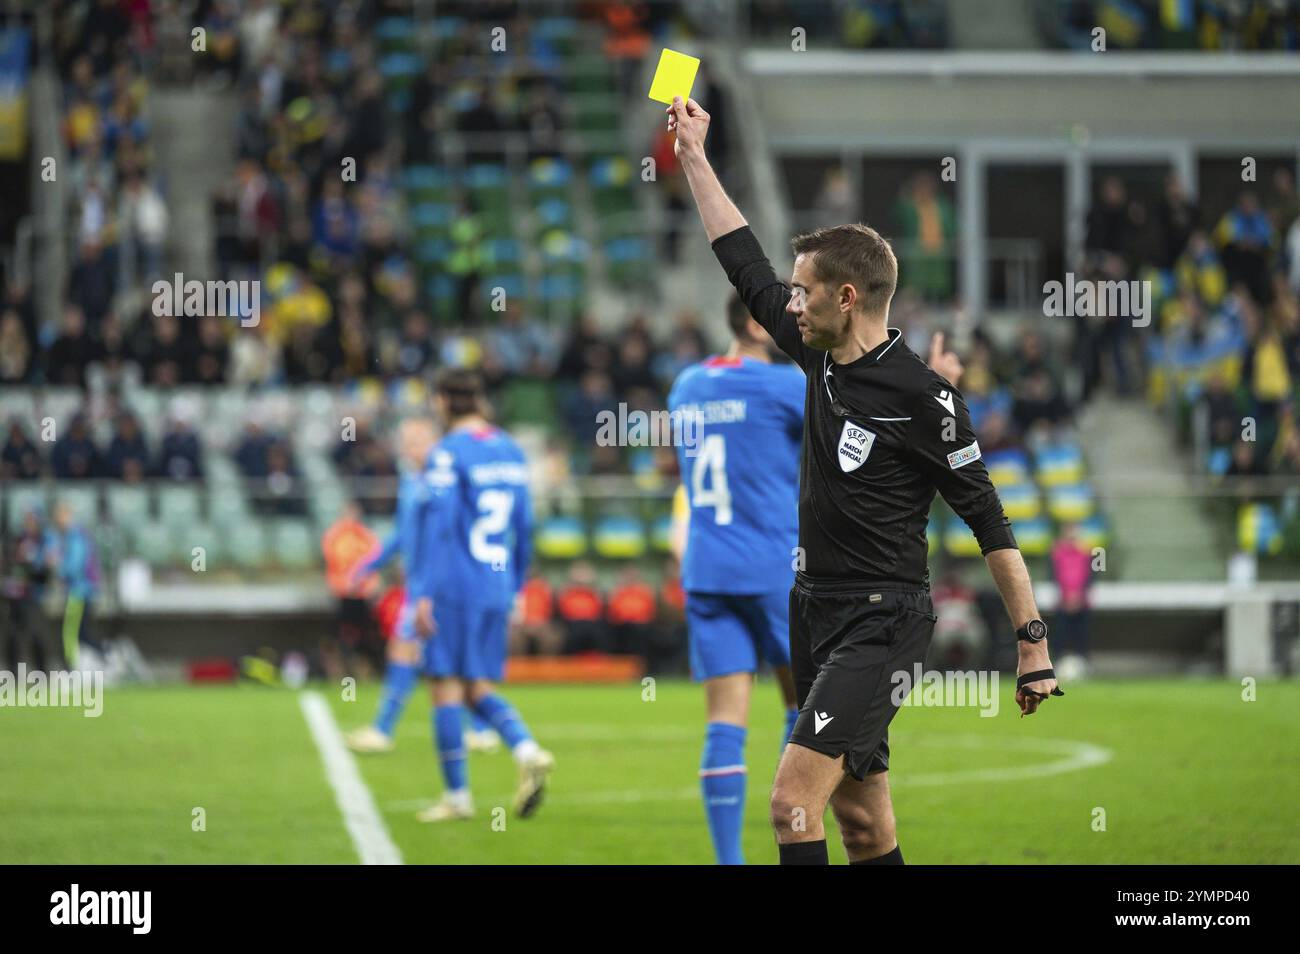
[2,679,1297,864]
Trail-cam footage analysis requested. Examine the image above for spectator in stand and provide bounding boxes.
[105,411,150,482]
[1085,175,1133,279]
[1155,172,1198,270]
[521,82,563,163]
[556,560,605,654]
[46,305,101,389]
[2,508,55,672]
[262,441,306,517]
[1269,167,1299,238]
[394,310,435,377]
[51,413,102,480]
[234,419,275,478]
[47,501,104,669]
[193,316,230,384]
[563,369,617,448]
[510,569,563,656]
[0,309,33,383]
[1012,368,1072,439]
[118,171,169,288]
[1215,191,1275,304]
[893,172,956,302]
[556,313,612,382]
[612,335,659,400]
[1051,523,1094,671]
[321,500,382,679]
[140,313,193,386]
[1202,371,1244,463]
[606,566,657,658]
[68,237,116,329]
[1,419,44,480]
[456,81,504,164]
[155,411,204,481]
[1241,313,1293,454]
[812,164,859,229]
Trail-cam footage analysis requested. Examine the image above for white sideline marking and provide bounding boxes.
[299,691,403,865]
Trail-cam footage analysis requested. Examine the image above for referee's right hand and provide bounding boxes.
[666,96,709,159]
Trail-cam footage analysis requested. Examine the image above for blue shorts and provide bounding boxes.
[686,590,791,681]
[423,603,509,681]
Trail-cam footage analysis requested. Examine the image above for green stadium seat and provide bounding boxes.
[593,515,647,559]
[157,484,204,529]
[3,484,48,533]
[271,520,319,570]
[225,522,269,570]
[131,521,176,567]
[535,516,587,560]
[106,484,152,526]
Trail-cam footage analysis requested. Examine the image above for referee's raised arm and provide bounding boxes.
[668,97,806,365]
[666,96,746,241]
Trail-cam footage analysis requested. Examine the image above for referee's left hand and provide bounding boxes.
[928,332,964,386]
[1016,646,1058,717]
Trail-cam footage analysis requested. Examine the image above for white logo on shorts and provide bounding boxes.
[814,711,834,734]
[836,421,875,473]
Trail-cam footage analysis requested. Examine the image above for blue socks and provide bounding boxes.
[700,721,748,866]
[471,693,532,751]
[374,662,418,737]
[433,704,468,792]
[784,707,798,745]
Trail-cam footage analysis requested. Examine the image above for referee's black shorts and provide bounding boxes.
[788,575,936,781]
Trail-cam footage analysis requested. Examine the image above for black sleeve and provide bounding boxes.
[711,226,812,369]
[906,380,1017,555]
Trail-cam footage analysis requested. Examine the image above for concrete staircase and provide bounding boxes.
[1077,395,1226,581]
[149,88,240,279]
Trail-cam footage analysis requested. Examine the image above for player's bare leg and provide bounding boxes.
[830,770,899,863]
[770,744,847,857]
[703,671,752,725]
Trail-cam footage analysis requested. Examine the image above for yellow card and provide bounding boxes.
[647,48,700,105]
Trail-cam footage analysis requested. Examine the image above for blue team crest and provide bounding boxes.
[837,421,875,472]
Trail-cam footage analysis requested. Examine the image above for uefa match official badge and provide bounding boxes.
[837,421,876,472]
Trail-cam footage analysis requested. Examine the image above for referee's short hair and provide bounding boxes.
[435,367,485,418]
[791,223,898,317]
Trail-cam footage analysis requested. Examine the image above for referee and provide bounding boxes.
[667,96,1063,865]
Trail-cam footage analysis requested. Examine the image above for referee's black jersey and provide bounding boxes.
[712,225,1017,585]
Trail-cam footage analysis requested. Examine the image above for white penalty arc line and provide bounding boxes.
[523,735,1113,807]
[382,737,1114,811]
[299,691,403,865]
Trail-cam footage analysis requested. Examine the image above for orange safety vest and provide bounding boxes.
[322,518,378,598]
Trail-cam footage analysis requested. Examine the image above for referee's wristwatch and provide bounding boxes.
[1016,619,1049,643]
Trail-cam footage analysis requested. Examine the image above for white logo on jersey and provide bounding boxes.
[837,420,876,473]
[814,711,834,734]
[934,390,956,416]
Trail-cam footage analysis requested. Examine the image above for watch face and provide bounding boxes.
[1026,619,1048,641]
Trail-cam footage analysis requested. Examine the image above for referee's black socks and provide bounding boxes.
[778,840,828,865]
[850,844,904,865]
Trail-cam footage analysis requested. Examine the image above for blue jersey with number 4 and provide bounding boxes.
[668,356,803,595]
[411,424,532,612]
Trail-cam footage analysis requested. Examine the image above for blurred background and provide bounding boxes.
[1,0,1299,687]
